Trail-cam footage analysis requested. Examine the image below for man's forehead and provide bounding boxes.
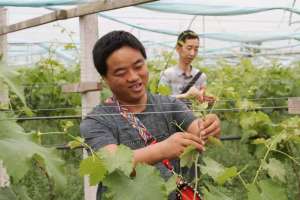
[183,38,200,46]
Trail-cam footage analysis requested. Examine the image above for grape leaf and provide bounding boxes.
[79,154,107,186]
[100,145,133,177]
[165,175,177,196]
[180,146,198,168]
[216,166,238,185]
[203,185,233,200]
[262,158,286,183]
[0,187,17,200]
[68,136,84,149]
[201,157,237,185]
[103,164,167,200]
[158,85,171,96]
[247,180,288,200]
[0,113,66,190]
[207,136,223,147]
[201,157,224,180]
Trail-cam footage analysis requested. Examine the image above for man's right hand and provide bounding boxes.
[184,86,201,99]
[158,132,205,159]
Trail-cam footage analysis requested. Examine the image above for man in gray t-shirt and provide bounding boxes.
[81,93,196,181]
[80,31,221,199]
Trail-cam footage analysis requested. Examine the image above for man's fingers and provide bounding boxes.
[202,127,221,139]
[203,119,220,136]
[182,133,204,145]
[182,139,205,152]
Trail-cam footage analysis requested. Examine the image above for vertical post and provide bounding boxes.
[79,12,100,200]
[0,7,9,109]
[0,7,10,188]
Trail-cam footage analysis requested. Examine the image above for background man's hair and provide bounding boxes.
[177,30,199,46]
[93,30,147,76]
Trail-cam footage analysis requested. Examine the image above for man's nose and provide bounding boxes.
[190,49,197,57]
[127,69,139,82]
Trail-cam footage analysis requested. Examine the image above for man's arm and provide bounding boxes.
[102,132,205,166]
[175,86,201,99]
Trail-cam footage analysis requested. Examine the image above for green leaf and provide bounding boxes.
[157,85,171,96]
[103,164,167,200]
[252,138,267,145]
[0,187,17,200]
[100,145,133,177]
[0,113,66,190]
[247,183,261,200]
[0,65,26,106]
[201,157,224,180]
[207,136,223,147]
[203,185,233,200]
[79,155,107,186]
[261,158,286,183]
[289,135,300,144]
[216,166,238,185]
[247,180,288,200]
[11,185,31,200]
[68,136,84,149]
[165,176,177,196]
[180,146,198,168]
[201,157,238,185]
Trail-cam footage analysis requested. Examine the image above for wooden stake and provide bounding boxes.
[80,11,100,200]
[0,7,9,188]
[288,97,300,114]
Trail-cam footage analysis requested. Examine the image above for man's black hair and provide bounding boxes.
[177,30,199,46]
[93,30,147,76]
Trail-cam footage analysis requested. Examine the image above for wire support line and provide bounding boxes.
[1,96,294,113]
[1,105,293,121]
[2,97,295,113]
[51,135,244,150]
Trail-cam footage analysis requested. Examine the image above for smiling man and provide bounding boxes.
[159,30,207,103]
[80,30,220,200]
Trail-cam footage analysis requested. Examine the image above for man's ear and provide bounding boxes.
[102,76,108,82]
[176,45,181,53]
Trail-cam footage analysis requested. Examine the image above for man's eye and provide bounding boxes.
[115,70,126,76]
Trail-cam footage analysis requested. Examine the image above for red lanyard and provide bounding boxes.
[112,97,202,200]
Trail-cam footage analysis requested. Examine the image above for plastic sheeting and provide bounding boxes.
[138,2,300,16]
[0,0,88,7]
[99,13,300,43]
[2,0,300,18]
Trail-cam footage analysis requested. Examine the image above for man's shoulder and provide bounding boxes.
[161,66,178,76]
[148,93,178,110]
[83,103,117,120]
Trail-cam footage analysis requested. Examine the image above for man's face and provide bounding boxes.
[104,46,149,103]
[177,38,200,65]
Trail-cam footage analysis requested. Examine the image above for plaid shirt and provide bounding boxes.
[159,66,207,95]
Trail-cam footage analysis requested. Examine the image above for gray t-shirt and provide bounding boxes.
[80,93,197,199]
[159,66,207,95]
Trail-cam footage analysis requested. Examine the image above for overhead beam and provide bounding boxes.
[0,0,157,35]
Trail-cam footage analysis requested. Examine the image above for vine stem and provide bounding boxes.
[67,134,99,161]
[252,133,283,184]
[194,153,200,200]
[271,149,300,166]
[236,164,248,189]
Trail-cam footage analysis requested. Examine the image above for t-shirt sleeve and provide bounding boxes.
[80,116,118,151]
[170,98,197,131]
[196,73,207,88]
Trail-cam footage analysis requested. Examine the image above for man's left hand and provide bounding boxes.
[201,114,221,140]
